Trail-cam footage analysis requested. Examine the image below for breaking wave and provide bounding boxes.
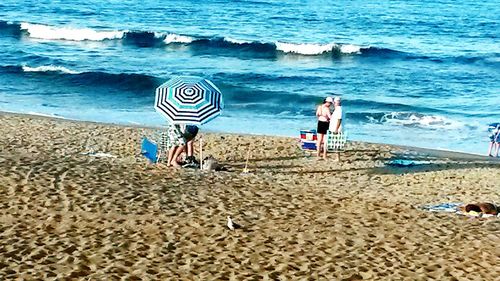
[163,33,195,44]
[1,64,160,92]
[22,65,81,74]
[1,20,497,67]
[275,42,363,55]
[5,21,400,57]
[365,112,466,130]
[20,22,125,41]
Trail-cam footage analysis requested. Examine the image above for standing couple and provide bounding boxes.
[316,96,343,159]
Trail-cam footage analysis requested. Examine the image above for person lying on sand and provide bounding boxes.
[459,202,498,216]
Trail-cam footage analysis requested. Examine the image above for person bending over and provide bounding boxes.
[165,124,186,168]
[182,125,199,167]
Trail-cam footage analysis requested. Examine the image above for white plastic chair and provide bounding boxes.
[326,130,348,152]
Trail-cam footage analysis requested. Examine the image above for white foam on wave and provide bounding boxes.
[20,22,124,41]
[339,44,362,54]
[275,42,364,55]
[224,37,252,44]
[163,33,195,44]
[22,65,81,74]
[375,112,465,130]
[26,111,65,119]
[275,42,336,55]
[153,32,165,38]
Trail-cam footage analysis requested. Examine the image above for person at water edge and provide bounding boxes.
[329,96,343,134]
[328,96,344,161]
[316,96,333,159]
[487,124,500,157]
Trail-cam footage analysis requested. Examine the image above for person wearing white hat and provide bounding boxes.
[329,96,343,134]
[316,96,333,159]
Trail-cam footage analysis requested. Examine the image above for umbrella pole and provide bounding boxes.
[199,137,203,169]
[243,148,250,173]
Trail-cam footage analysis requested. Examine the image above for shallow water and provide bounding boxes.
[0,0,499,154]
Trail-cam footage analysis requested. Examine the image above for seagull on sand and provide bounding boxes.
[227,216,241,230]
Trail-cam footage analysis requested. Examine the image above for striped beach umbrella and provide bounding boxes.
[154,76,224,125]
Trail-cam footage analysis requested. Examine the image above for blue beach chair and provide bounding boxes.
[141,137,159,163]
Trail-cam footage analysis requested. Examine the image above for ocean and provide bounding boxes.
[1,0,499,154]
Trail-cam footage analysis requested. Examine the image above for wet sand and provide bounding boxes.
[0,112,499,280]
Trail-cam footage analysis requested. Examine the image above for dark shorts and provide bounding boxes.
[317,121,329,135]
[183,125,199,142]
[490,133,500,143]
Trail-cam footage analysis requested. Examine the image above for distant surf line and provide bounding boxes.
[0,21,402,58]
[7,20,498,67]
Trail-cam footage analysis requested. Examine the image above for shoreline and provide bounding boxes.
[1,110,497,163]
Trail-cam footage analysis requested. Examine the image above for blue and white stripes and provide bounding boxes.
[154,76,224,125]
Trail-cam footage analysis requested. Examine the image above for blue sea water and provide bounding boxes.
[0,0,499,154]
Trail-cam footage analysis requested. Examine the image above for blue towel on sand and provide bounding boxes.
[387,159,430,167]
[421,202,462,213]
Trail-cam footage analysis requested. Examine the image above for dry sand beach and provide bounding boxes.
[0,112,499,280]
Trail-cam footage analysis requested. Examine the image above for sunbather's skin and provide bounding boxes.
[459,203,498,215]
[316,97,332,160]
